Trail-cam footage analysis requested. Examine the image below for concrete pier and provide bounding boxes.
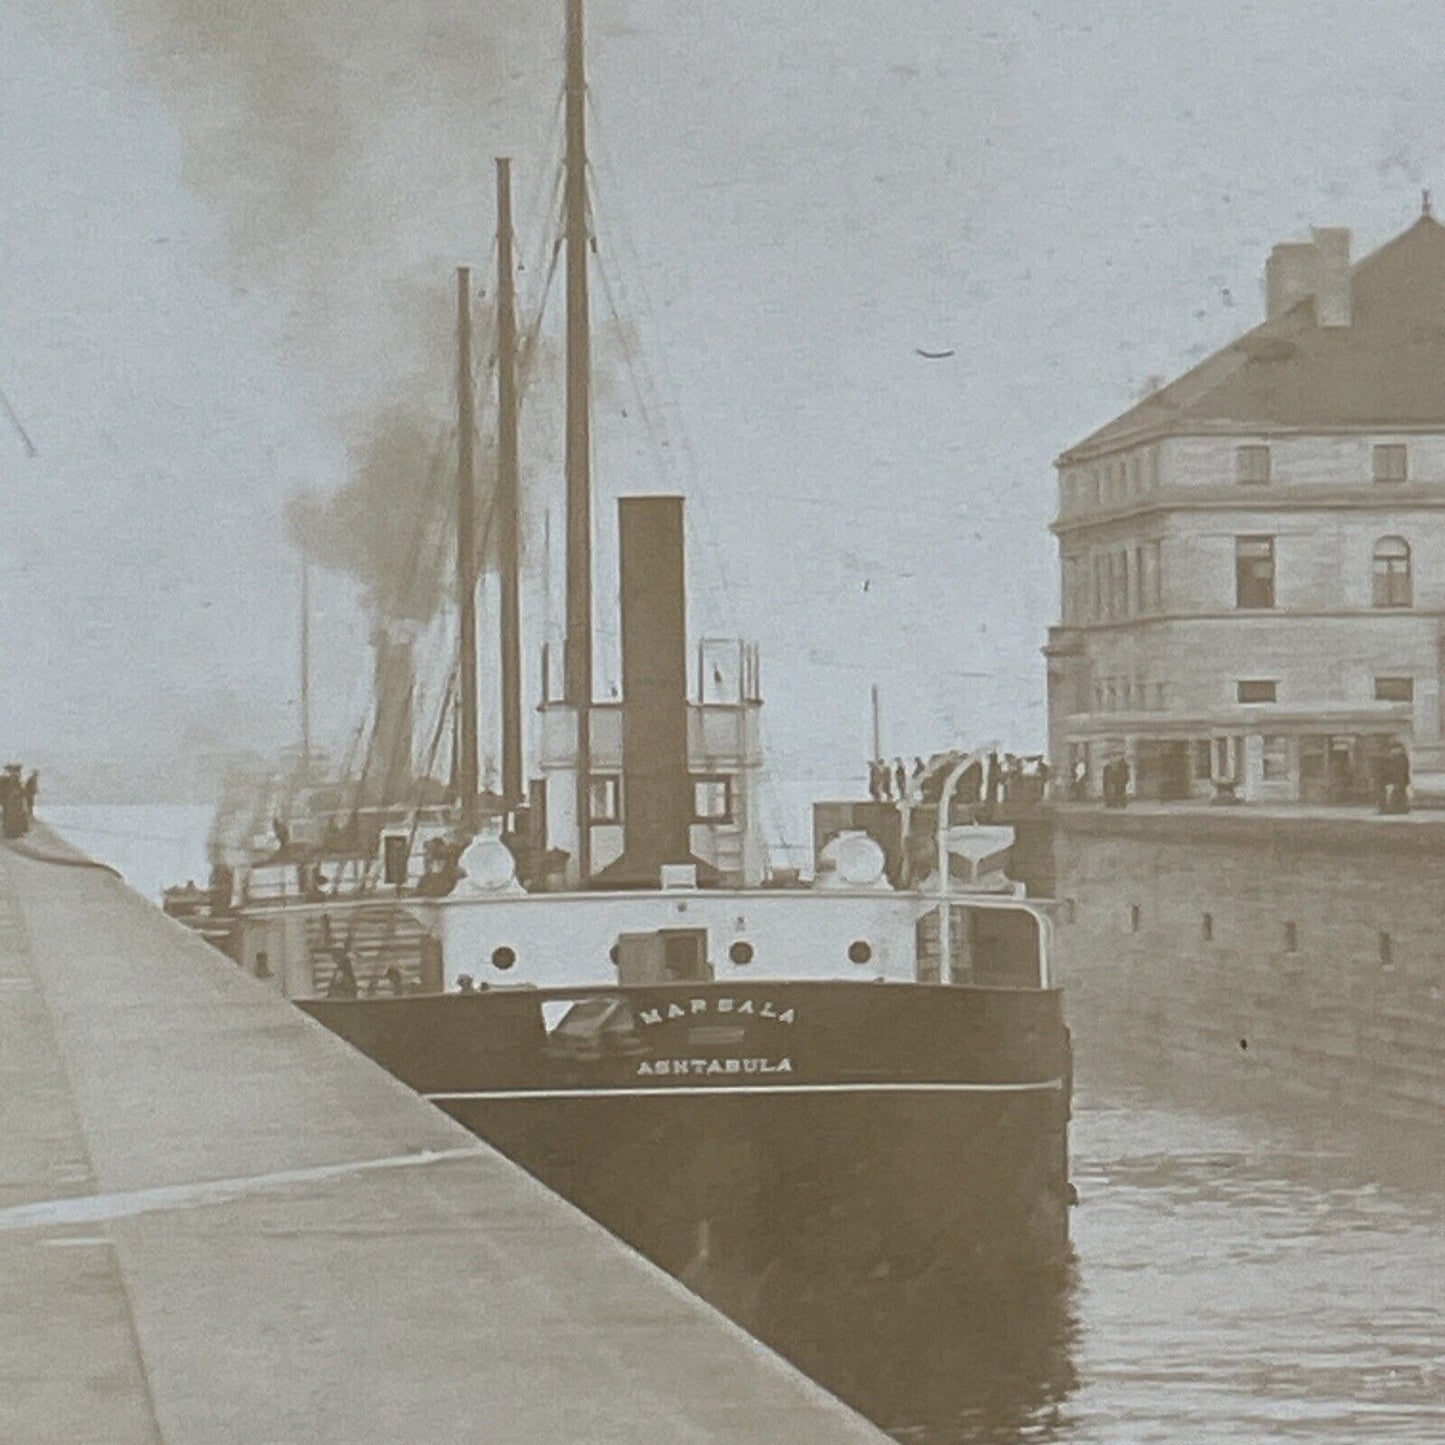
[0,829,887,1444]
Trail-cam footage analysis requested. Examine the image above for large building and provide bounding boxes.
[1046,207,1445,803]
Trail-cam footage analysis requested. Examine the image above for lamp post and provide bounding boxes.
[934,745,998,984]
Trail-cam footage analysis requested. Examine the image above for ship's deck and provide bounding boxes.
[0,824,886,1443]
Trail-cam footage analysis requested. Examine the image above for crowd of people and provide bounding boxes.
[868,751,1051,811]
[1,764,38,839]
[868,756,925,803]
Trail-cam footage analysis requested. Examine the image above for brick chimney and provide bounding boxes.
[1266,241,1316,319]
[1265,227,1351,327]
[1310,226,1351,327]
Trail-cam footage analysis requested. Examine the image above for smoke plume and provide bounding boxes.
[112,1,566,615]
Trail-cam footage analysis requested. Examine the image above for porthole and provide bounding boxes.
[491,946,516,971]
[728,940,754,966]
[847,940,873,965]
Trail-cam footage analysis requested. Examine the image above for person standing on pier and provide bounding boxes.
[1379,743,1410,814]
[1,766,27,839]
[893,758,908,802]
[985,752,1002,809]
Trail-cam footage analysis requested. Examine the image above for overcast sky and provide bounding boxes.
[3,0,1442,804]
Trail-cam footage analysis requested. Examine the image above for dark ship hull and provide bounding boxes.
[301,979,1073,1284]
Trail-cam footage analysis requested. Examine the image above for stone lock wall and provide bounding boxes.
[1046,809,1445,1125]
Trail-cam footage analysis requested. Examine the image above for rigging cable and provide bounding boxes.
[584,92,798,867]
[0,382,37,457]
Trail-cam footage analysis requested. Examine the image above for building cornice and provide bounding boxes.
[1052,485,1445,536]
[1052,609,1445,635]
[1062,702,1410,735]
[1056,422,1445,468]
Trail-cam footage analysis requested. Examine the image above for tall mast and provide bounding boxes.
[455,264,480,827]
[496,157,524,809]
[300,557,312,786]
[564,0,593,878]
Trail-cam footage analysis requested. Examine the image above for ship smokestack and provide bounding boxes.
[369,627,415,803]
[592,496,711,889]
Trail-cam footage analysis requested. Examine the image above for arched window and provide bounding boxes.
[1372,537,1412,608]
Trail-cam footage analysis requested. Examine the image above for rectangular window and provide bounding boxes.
[1373,444,1408,483]
[1201,912,1213,942]
[1374,676,1415,702]
[587,775,621,824]
[1192,739,1213,780]
[1237,680,1278,703]
[1262,734,1290,781]
[691,775,733,823]
[1235,536,1275,609]
[1148,539,1162,611]
[1236,445,1271,484]
[1093,554,1105,620]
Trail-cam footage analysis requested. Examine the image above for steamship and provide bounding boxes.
[169,0,1073,1286]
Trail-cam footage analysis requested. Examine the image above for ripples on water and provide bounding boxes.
[43,808,1445,1442]
[1058,1088,1444,1444]
[813,1086,1443,1444]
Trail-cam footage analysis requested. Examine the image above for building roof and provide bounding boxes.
[1060,214,1445,462]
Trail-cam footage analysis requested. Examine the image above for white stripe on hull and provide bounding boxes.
[426,1079,1067,1102]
